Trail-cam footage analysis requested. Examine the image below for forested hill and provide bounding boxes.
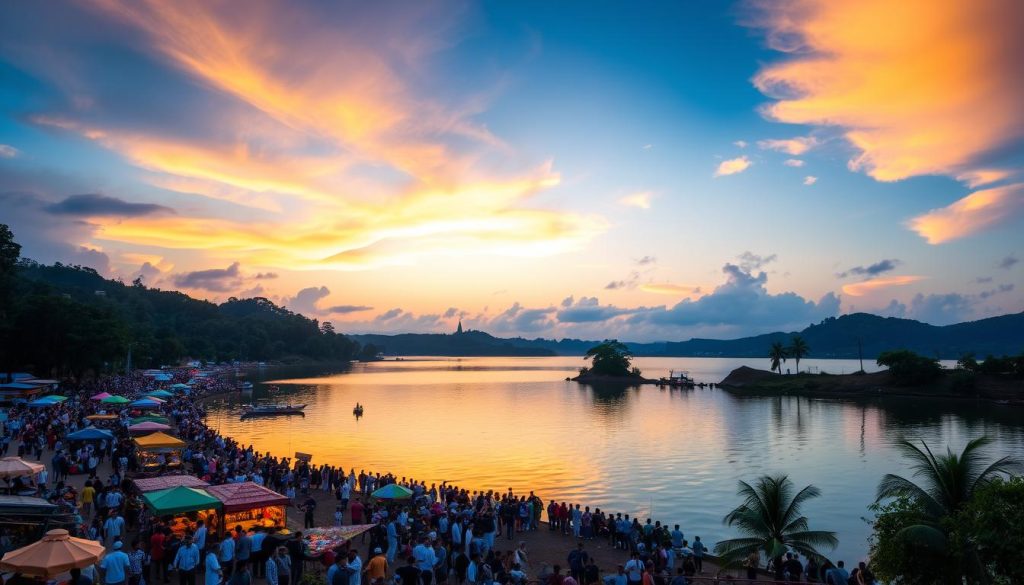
[1,257,361,377]
[356,312,1024,359]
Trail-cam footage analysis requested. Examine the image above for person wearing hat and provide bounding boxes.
[99,540,132,585]
[171,534,201,585]
[364,547,388,585]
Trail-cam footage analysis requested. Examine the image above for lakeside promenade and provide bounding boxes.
[2,369,795,584]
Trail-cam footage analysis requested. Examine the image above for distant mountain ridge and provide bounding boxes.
[354,312,1024,359]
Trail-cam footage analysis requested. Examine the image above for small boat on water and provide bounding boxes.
[353,403,364,416]
[657,369,696,388]
[241,404,307,418]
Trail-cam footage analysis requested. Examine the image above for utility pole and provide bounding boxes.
[125,343,132,375]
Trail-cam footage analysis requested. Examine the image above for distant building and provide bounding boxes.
[456,320,463,334]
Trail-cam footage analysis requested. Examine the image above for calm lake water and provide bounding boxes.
[204,357,1024,563]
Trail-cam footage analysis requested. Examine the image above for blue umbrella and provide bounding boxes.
[129,398,162,409]
[66,428,115,441]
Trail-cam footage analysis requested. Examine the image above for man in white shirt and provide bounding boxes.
[346,550,362,585]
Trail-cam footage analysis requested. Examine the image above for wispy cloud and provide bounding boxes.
[803,176,817,186]
[619,191,652,209]
[714,156,752,177]
[757,136,818,156]
[906,184,1024,244]
[733,140,748,148]
[45,193,175,218]
[0,145,18,158]
[842,275,925,296]
[640,283,701,296]
[999,255,1019,270]
[783,159,804,167]
[837,259,899,279]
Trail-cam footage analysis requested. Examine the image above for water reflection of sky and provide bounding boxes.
[206,357,1024,564]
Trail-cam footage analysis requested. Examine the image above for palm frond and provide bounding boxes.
[876,473,945,518]
[780,483,820,527]
[895,523,949,553]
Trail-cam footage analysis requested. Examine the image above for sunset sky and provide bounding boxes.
[2,0,1022,341]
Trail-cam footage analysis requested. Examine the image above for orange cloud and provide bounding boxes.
[906,184,1024,244]
[749,0,1024,184]
[714,156,752,177]
[842,275,925,297]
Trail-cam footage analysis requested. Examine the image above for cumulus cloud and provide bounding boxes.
[556,297,640,323]
[714,156,752,177]
[908,293,974,325]
[627,263,840,332]
[737,251,777,272]
[734,140,748,148]
[978,284,1014,300]
[619,191,652,209]
[44,194,175,217]
[783,159,804,167]
[172,262,243,292]
[0,145,18,158]
[757,136,818,155]
[999,255,1019,270]
[906,184,1024,244]
[837,259,899,279]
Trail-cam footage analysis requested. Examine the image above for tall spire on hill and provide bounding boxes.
[456,319,463,334]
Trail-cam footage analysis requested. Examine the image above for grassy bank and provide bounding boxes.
[719,366,1024,404]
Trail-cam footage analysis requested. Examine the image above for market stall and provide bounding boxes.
[132,432,186,470]
[303,525,377,556]
[129,397,163,410]
[206,482,290,534]
[132,475,210,493]
[370,484,413,501]
[128,421,172,435]
[66,428,115,442]
[142,486,222,536]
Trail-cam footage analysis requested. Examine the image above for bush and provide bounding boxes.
[877,349,942,385]
[948,370,977,395]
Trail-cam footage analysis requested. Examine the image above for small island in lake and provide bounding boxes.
[571,340,657,384]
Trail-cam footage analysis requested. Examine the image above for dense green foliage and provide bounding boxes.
[964,476,1024,583]
[714,475,837,569]
[582,340,637,377]
[0,225,360,377]
[871,437,1022,584]
[876,349,942,385]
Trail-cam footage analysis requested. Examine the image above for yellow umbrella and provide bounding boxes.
[0,529,106,577]
[0,456,45,479]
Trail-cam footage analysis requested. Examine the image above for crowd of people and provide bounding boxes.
[1,368,873,585]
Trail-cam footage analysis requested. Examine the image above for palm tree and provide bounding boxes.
[787,336,809,374]
[769,341,788,375]
[714,475,837,570]
[876,437,1021,553]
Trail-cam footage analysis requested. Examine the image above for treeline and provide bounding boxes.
[0,225,366,378]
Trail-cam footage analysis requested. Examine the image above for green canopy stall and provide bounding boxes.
[143,486,222,536]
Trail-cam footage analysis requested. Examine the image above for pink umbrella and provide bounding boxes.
[128,421,172,434]
[90,392,112,400]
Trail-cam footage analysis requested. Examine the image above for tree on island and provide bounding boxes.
[768,341,788,375]
[582,340,638,377]
[870,437,1022,584]
[787,335,809,374]
[714,474,837,575]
